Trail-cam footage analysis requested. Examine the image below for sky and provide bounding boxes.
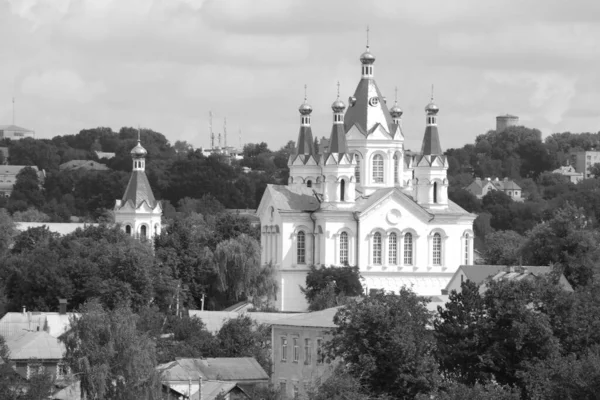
[1,0,600,152]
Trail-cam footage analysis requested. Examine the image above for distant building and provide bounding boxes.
[0,165,45,197]
[0,125,35,140]
[0,301,78,339]
[443,265,573,295]
[94,150,115,160]
[465,177,522,201]
[570,150,600,179]
[552,164,583,183]
[200,146,243,163]
[15,222,97,236]
[271,307,338,398]
[59,160,110,172]
[496,114,519,132]
[187,310,298,333]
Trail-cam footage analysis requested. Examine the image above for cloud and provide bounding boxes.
[21,70,106,103]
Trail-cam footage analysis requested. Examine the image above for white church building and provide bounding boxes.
[257,45,476,311]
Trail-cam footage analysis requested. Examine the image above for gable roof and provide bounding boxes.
[273,307,339,328]
[0,125,32,132]
[5,331,65,360]
[191,381,241,400]
[157,358,268,383]
[263,184,320,212]
[59,160,109,171]
[0,312,79,339]
[120,171,157,209]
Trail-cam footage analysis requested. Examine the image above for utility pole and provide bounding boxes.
[223,117,227,148]
[209,111,214,149]
[12,97,15,125]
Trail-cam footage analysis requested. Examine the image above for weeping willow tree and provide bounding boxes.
[213,233,277,307]
[61,300,163,400]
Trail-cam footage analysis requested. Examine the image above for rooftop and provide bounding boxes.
[273,307,340,328]
[0,311,79,338]
[5,330,66,360]
[157,357,268,383]
[120,170,158,208]
[187,310,299,333]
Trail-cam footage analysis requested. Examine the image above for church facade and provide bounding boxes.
[257,46,476,311]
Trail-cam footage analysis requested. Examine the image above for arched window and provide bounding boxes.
[433,233,442,266]
[404,233,413,265]
[389,233,397,265]
[433,182,438,203]
[340,179,345,202]
[125,225,131,236]
[297,231,306,264]
[373,154,384,183]
[355,154,361,183]
[393,154,399,184]
[339,232,349,265]
[307,180,312,188]
[373,232,382,265]
[464,233,470,265]
[154,224,159,236]
[140,225,147,241]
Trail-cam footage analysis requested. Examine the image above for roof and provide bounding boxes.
[264,184,320,212]
[0,312,79,338]
[450,265,573,292]
[191,381,240,400]
[0,125,32,132]
[5,331,65,360]
[95,151,115,159]
[59,160,109,171]
[420,125,443,155]
[16,222,97,236]
[157,357,268,383]
[0,165,39,174]
[187,310,300,333]
[296,126,315,156]
[496,114,518,119]
[121,170,157,208]
[272,307,339,328]
[327,124,348,154]
[344,78,393,135]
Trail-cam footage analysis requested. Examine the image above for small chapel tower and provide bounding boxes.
[413,92,449,208]
[322,84,356,203]
[288,86,320,189]
[114,129,162,241]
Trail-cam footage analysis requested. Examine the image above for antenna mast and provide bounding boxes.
[209,111,215,149]
[239,128,242,150]
[12,97,15,125]
[224,117,227,148]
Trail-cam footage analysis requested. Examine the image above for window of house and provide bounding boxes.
[373,154,384,183]
[297,231,306,264]
[339,232,349,265]
[304,338,312,364]
[140,225,147,240]
[293,382,299,399]
[316,339,324,364]
[307,180,312,188]
[125,225,131,235]
[389,233,397,265]
[281,338,288,361]
[373,232,382,264]
[433,182,438,203]
[355,154,361,183]
[280,381,287,396]
[340,179,345,201]
[433,233,442,266]
[293,338,299,362]
[464,234,470,265]
[57,363,69,379]
[404,233,413,265]
[393,154,399,184]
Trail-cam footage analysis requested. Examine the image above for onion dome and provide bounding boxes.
[331,98,346,113]
[390,103,403,119]
[298,100,313,115]
[130,141,147,158]
[425,100,439,115]
[360,48,376,65]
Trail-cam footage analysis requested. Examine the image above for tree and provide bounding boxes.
[417,382,520,400]
[590,163,600,178]
[11,207,51,222]
[302,265,363,311]
[307,366,392,400]
[0,209,16,258]
[483,230,524,265]
[448,188,481,213]
[62,300,163,399]
[326,290,438,398]
[213,234,277,307]
[10,166,44,209]
[216,315,271,374]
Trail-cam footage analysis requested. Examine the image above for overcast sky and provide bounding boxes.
[2,0,600,152]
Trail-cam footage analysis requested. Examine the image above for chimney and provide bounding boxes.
[22,306,26,315]
[59,299,67,315]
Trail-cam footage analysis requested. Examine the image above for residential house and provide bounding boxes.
[0,303,78,339]
[187,311,298,333]
[59,160,110,172]
[571,150,600,179]
[465,177,522,201]
[271,307,339,399]
[443,265,573,295]
[94,151,115,160]
[0,125,35,140]
[162,380,248,400]
[553,164,583,183]
[157,357,268,398]
[0,165,45,197]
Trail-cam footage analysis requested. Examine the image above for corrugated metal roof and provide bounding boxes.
[0,312,79,338]
[272,307,339,328]
[5,331,65,360]
[157,358,268,382]
[187,310,299,333]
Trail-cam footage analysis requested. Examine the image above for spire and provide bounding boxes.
[329,83,348,153]
[421,89,443,155]
[390,86,403,124]
[295,85,315,156]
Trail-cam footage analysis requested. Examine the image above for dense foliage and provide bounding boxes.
[302,265,363,311]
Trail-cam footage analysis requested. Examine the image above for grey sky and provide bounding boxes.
[2,0,599,152]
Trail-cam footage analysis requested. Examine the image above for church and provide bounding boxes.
[257,45,476,312]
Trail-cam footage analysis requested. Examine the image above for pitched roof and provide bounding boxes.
[59,160,110,171]
[327,124,348,154]
[0,312,79,339]
[5,331,65,360]
[121,171,157,208]
[157,358,268,383]
[0,165,39,174]
[420,125,443,155]
[0,125,32,132]
[191,381,240,400]
[272,307,339,328]
[16,222,98,236]
[264,184,320,212]
[295,126,315,156]
[451,265,573,292]
[187,310,299,333]
[344,78,393,135]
